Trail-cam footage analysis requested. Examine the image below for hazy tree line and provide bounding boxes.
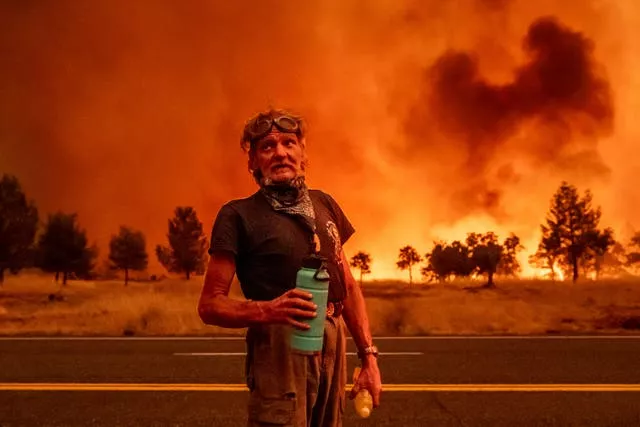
[3,173,640,287]
[0,174,207,286]
[350,232,524,288]
[349,182,640,286]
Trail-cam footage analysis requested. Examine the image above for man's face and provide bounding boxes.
[250,130,305,183]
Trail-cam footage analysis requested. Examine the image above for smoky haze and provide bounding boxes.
[1,0,638,279]
[406,16,614,217]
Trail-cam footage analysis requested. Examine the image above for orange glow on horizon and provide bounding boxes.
[350,216,547,281]
[1,1,639,284]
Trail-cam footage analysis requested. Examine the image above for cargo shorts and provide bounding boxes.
[245,315,347,427]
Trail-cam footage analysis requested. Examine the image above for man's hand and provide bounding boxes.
[349,357,382,408]
[261,288,318,330]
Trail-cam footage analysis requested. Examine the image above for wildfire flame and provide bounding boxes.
[1,1,639,282]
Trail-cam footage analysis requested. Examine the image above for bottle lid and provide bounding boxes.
[302,254,326,269]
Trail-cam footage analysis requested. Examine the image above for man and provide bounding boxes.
[198,108,382,426]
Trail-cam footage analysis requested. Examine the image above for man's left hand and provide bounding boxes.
[349,357,382,408]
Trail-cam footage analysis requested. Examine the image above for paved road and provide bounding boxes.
[1,336,640,426]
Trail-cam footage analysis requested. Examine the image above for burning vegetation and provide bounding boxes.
[2,173,640,287]
[1,1,639,283]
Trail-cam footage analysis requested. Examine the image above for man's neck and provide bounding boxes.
[259,175,308,205]
[261,175,306,189]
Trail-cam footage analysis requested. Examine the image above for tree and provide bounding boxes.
[396,245,422,286]
[466,232,502,287]
[448,240,476,278]
[598,242,627,277]
[108,226,148,286]
[0,174,39,285]
[422,240,474,282]
[537,182,608,283]
[583,228,615,279]
[626,231,640,272]
[35,212,97,285]
[156,206,207,280]
[529,227,562,280]
[498,233,524,276]
[349,251,372,286]
[422,242,449,282]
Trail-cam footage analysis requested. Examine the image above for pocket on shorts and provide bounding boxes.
[248,394,296,425]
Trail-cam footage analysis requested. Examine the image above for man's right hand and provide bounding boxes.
[261,289,318,330]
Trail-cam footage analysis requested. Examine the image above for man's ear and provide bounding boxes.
[248,152,257,173]
[299,140,309,172]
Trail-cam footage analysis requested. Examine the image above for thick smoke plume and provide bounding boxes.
[407,16,614,217]
[1,1,638,279]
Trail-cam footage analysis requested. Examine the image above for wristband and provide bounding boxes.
[358,345,379,359]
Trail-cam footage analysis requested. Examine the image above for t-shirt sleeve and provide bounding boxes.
[208,204,242,256]
[322,192,355,246]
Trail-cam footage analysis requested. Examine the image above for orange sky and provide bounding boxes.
[1,0,639,280]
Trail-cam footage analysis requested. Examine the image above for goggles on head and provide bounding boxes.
[242,111,303,149]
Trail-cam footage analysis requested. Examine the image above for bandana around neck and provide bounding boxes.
[259,175,316,234]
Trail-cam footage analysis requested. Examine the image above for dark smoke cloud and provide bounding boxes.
[406,15,614,218]
[0,0,633,279]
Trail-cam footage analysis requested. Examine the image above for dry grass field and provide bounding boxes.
[1,271,640,336]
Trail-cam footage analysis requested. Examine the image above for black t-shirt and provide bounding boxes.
[208,189,355,302]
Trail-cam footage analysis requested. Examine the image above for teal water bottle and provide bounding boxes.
[290,255,330,354]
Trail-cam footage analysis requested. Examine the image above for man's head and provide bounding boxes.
[241,109,308,185]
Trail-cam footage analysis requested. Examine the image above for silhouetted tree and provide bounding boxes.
[598,242,627,277]
[349,251,372,286]
[498,233,524,276]
[536,182,608,283]
[108,226,148,286]
[422,242,449,282]
[582,228,615,279]
[449,240,477,278]
[156,207,207,280]
[626,232,640,271]
[35,212,97,285]
[466,232,502,287]
[422,240,474,282]
[529,227,562,280]
[0,174,39,285]
[396,245,422,286]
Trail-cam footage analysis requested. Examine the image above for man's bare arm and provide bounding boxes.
[197,251,318,329]
[340,249,375,360]
[340,248,382,407]
[197,251,266,328]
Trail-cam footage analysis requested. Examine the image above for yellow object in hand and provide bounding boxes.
[352,367,373,418]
